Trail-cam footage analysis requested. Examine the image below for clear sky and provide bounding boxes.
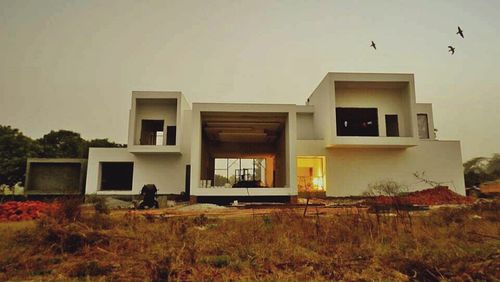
[0,0,498,161]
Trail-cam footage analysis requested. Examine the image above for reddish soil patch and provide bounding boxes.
[372,186,474,205]
[0,201,59,222]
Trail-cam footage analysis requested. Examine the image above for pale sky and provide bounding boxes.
[0,0,498,161]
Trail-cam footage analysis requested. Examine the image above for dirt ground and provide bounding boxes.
[0,198,499,281]
[116,203,368,219]
[0,187,497,281]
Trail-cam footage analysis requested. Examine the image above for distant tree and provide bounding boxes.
[87,138,124,148]
[229,175,237,184]
[37,131,126,158]
[37,130,87,158]
[463,154,500,187]
[0,125,125,186]
[83,138,125,157]
[485,154,500,180]
[0,125,40,185]
[214,174,229,186]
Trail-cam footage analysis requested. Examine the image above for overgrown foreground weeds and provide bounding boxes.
[0,200,499,281]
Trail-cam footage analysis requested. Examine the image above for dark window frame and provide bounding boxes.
[140,119,164,145]
[100,162,134,191]
[166,125,176,145]
[336,107,379,137]
[385,114,400,137]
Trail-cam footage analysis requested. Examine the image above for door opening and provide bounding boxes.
[385,114,399,137]
[296,156,326,193]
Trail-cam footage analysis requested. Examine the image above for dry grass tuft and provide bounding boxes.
[0,199,499,281]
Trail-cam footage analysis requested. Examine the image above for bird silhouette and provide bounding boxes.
[456,26,464,38]
[370,41,376,50]
[448,46,455,55]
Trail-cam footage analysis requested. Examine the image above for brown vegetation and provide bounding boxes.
[370,186,475,205]
[0,199,499,281]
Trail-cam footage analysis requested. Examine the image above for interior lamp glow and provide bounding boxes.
[312,177,324,190]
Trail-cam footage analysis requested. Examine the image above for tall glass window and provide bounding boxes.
[214,158,266,187]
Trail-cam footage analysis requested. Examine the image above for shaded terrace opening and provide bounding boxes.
[200,112,287,188]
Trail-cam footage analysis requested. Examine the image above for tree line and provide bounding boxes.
[1,124,498,188]
[0,125,124,186]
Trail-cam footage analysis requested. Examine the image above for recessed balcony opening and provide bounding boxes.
[200,112,287,188]
[334,81,414,138]
[336,107,379,136]
[134,98,177,146]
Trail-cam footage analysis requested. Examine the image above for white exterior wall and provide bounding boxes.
[295,140,465,196]
[86,97,192,195]
[330,140,465,196]
[306,75,333,143]
[85,148,190,195]
[296,112,316,140]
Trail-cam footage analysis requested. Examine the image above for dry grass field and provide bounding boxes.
[0,199,499,281]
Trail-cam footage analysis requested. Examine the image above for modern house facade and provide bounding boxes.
[85,72,466,202]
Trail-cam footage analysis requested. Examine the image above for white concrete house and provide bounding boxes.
[85,72,465,202]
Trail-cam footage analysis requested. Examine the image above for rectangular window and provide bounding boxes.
[297,157,325,192]
[100,162,133,190]
[385,114,399,137]
[417,114,430,139]
[166,126,176,145]
[213,158,266,188]
[214,159,229,187]
[141,120,164,145]
[336,108,379,136]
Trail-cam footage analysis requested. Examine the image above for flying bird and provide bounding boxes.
[370,41,376,50]
[448,46,455,55]
[456,26,464,38]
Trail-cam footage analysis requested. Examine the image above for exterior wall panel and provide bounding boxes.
[296,113,316,140]
[86,148,190,195]
[325,140,465,196]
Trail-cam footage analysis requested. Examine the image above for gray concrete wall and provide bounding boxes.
[25,158,87,195]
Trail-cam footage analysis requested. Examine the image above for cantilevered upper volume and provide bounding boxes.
[127,91,190,154]
[307,72,419,148]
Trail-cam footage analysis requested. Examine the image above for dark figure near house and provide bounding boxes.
[138,184,159,209]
